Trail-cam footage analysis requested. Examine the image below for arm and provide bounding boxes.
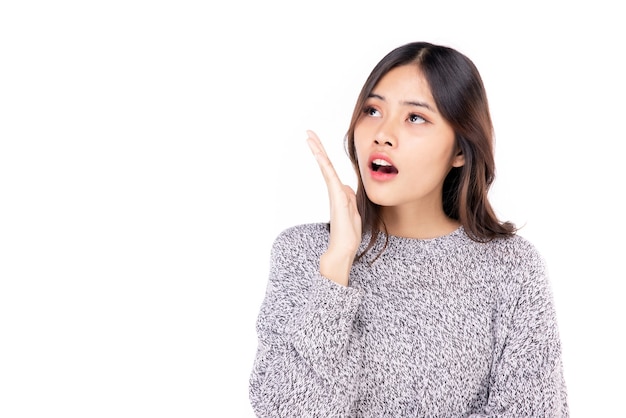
[250,131,364,416]
[249,229,363,417]
[470,248,569,417]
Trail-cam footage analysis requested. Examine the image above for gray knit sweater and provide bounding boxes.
[249,223,568,417]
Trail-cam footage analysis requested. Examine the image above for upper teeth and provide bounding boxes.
[373,159,391,166]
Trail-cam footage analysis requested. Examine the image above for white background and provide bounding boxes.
[1,1,624,417]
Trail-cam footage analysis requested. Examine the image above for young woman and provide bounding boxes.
[249,42,569,417]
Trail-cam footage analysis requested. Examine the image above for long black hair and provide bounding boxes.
[345,42,516,259]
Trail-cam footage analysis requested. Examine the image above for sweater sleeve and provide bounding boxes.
[249,228,363,417]
[469,246,569,418]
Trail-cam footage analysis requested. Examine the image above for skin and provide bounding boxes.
[307,64,465,286]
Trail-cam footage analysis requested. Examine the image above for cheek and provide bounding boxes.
[353,123,366,147]
[353,130,369,170]
[414,133,457,163]
[400,145,454,180]
[356,151,369,177]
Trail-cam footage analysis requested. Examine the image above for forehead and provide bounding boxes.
[373,65,434,101]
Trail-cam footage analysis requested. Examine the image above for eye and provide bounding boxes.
[409,114,426,124]
[363,106,381,117]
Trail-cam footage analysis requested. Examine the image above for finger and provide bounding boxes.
[306,136,341,193]
[341,185,358,210]
[306,130,344,194]
[305,130,327,157]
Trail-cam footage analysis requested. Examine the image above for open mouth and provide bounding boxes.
[371,159,398,174]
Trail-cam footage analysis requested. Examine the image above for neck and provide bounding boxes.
[380,204,460,239]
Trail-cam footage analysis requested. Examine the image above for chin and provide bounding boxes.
[363,190,398,207]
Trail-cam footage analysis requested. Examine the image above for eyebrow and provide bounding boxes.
[368,93,436,112]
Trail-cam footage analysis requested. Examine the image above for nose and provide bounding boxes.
[373,119,397,147]
[374,137,394,147]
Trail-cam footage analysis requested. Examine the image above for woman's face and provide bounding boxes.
[354,64,464,212]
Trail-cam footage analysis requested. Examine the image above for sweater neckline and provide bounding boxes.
[359,226,468,261]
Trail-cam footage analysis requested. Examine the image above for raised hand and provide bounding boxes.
[306,130,362,287]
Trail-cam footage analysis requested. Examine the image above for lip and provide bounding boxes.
[367,153,398,181]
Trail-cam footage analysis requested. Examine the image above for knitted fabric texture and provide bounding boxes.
[250,223,568,417]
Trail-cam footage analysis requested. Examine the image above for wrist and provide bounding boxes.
[319,251,354,287]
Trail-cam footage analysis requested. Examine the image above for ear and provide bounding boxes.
[451,148,465,168]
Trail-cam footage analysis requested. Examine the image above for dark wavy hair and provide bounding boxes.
[345,42,516,259]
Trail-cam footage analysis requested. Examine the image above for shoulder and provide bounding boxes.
[273,222,330,245]
[485,233,545,270]
[271,223,330,258]
[267,223,330,284]
[458,231,548,286]
[474,233,550,296]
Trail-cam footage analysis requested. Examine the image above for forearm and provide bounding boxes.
[250,273,363,416]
